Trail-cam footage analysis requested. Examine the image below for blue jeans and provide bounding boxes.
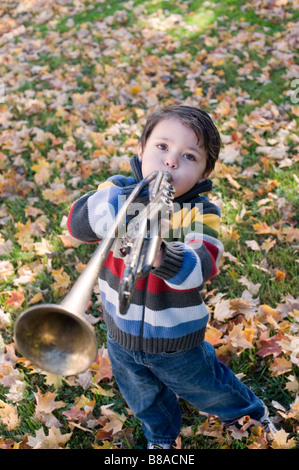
[107,334,266,446]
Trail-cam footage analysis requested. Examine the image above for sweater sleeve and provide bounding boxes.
[67,175,140,243]
[152,198,224,290]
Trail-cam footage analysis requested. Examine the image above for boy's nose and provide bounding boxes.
[164,154,178,168]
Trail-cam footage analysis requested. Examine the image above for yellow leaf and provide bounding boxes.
[28,292,44,305]
[271,429,296,449]
[261,237,276,252]
[31,158,51,184]
[129,85,142,94]
[275,269,286,282]
[34,238,52,256]
[91,384,114,397]
[51,267,71,294]
[14,220,36,249]
[195,87,203,95]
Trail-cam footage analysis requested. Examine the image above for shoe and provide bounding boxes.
[259,408,278,442]
[147,443,173,449]
[261,418,277,442]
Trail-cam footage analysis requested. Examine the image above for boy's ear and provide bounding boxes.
[198,170,212,183]
[138,143,143,159]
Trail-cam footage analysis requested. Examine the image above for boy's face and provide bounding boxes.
[138,118,210,198]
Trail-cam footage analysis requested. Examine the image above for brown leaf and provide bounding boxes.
[256,330,285,358]
[227,323,256,350]
[98,404,126,436]
[90,347,113,383]
[0,400,20,430]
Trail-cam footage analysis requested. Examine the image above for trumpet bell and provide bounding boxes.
[14,304,98,376]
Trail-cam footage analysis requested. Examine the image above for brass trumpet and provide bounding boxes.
[14,171,175,376]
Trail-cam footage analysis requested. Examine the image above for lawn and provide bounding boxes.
[0,0,298,450]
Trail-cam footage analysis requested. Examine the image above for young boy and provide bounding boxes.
[67,105,276,448]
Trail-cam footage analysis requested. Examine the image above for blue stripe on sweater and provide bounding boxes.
[166,247,198,286]
[101,291,208,339]
[143,316,209,339]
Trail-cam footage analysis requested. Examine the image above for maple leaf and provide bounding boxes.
[33,387,66,428]
[237,275,261,296]
[90,346,113,383]
[227,323,256,350]
[270,356,292,376]
[51,267,71,296]
[0,260,14,282]
[14,220,37,250]
[42,183,72,205]
[0,236,13,256]
[205,325,225,346]
[62,396,96,429]
[4,289,25,310]
[278,334,299,366]
[256,330,286,358]
[98,404,126,436]
[0,400,20,430]
[270,429,296,449]
[0,362,25,403]
[27,426,72,449]
[213,298,235,322]
[13,265,36,286]
[31,157,51,184]
[34,238,52,256]
[245,240,260,251]
[196,419,225,441]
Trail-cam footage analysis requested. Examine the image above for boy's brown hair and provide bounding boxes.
[139,104,221,175]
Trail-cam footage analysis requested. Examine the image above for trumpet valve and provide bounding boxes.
[119,234,132,257]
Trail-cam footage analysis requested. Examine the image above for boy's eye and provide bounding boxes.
[157,143,168,151]
[183,153,196,161]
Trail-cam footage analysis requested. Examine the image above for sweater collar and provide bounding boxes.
[130,155,213,203]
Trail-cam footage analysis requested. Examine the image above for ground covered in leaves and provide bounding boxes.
[0,0,298,450]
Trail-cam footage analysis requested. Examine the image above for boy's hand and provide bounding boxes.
[153,218,172,268]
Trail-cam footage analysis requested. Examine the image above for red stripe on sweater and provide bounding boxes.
[66,203,75,238]
[187,238,219,278]
[104,252,193,293]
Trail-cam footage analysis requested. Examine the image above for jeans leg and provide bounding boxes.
[107,335,181,445]
[148,341,266,425]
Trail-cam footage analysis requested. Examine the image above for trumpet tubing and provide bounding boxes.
[14,171,175,376]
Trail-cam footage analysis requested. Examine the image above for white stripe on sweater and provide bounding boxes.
[99,278,209,328]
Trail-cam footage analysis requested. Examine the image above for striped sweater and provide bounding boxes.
[67,156,223,353]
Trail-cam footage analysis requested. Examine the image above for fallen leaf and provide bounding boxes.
[4,290,25,309]
[0,400,20,430]
[27,426,72,449]
[270,428,296,449]
[213,298,235,322]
